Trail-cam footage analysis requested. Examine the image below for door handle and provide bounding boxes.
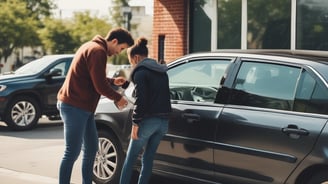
[181,113,200,123]
[282,124,309,138]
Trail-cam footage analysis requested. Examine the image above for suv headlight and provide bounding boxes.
[0,85,7,92]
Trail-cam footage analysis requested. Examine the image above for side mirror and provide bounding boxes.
[46,68,62,77]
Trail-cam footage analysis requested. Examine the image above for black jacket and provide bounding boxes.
[130,58,172,124]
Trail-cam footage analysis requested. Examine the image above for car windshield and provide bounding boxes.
[14,57,54,75]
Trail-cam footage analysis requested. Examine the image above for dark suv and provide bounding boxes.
[0,54,73,130]
[93,50,328,184]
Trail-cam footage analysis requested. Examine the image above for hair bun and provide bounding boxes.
[137,37,148,47]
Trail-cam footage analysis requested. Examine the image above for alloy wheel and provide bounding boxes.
[11,100,36,127]
[94,137,118,180]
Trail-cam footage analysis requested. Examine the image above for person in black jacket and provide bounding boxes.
[119,37,172,184]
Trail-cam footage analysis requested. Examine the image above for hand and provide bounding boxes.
[115,96,128,110]
[113,76,126,86]
[131,124,139,140]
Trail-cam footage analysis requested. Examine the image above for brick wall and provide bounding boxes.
[151,0,188,63]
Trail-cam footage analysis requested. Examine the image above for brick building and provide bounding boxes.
[151,0,328,63]
[151,0,188,63]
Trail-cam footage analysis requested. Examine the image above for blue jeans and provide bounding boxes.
[120,117,168,184]
[57,101,98,184]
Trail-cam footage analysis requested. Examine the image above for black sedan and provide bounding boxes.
[93,50,328,184]
[0,54,73,130]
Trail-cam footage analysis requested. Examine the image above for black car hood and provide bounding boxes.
[0,74,37,84]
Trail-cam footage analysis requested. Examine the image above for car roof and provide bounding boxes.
[170,49,328,82]
[41,54,75,60]
[32,54,75,66]
[11,54,74,75]
[178,50,328,62]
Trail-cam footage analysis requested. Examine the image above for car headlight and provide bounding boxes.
[0,85,7,92]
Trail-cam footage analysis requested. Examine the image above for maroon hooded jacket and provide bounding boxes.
[57,35,122,112]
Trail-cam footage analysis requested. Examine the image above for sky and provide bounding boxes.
[53,0,153,18]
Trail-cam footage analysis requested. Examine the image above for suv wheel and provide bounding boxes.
[4,96,41,131]
[93,129,124,184]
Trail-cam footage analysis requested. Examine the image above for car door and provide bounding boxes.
[153,57,232,181]
[213,58,328,184]
[37,58,72,109]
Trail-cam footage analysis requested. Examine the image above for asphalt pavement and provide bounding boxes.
[0,120,85,184]
[0,120,188,184]
[0,167,58,184]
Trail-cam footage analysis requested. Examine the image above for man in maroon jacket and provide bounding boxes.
[57,27,134,184]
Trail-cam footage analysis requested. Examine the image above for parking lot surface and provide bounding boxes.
[0,119,189,184]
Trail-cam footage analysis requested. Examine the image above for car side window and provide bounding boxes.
[49,59,72,77]
[50,62,65,76]
[168,59,230,102]
[294,70,328,114]
[231,61,301,110]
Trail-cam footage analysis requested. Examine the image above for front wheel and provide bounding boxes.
[4,96,41,131]
[306,169,328,184]
[93,129,124,184]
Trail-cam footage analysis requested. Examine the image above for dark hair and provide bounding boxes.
[129,37,148,57]
[105,27,134,46]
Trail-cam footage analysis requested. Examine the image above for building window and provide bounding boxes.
[189,0,212,52]
[189,0,328,52]
[217,0,242,49]
[296,0,328,50]
[158,35,165,63]
[247,0,291,49]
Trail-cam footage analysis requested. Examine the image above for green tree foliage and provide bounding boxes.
[38,18,77,54]
[70,11,112,44]
[25,0,56,20]
[107,0,131,65]
[0,0,40,62]
[109,0,133,65]
[110,0,127,27]
[39,12,112,54]
[0,0,131,65]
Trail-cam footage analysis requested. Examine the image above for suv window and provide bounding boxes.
[168,59,230,102]
[231,61,301,110]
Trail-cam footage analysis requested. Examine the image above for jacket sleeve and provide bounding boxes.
[132,69,148,124]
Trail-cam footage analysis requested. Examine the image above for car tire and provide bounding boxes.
[93,129,124,184]
[306,169,328,184]
[4,96,41,131]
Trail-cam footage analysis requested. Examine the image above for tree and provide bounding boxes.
[109,0,128,27]
[0,0,130,66]
[25,0,56,19]
[0,0,55,64]
[0,0,39,63]
[39,12,113,54]
[38,18,77,54]
[69,11,131,64]
[108,0,132,65]
[70,11,112,45]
